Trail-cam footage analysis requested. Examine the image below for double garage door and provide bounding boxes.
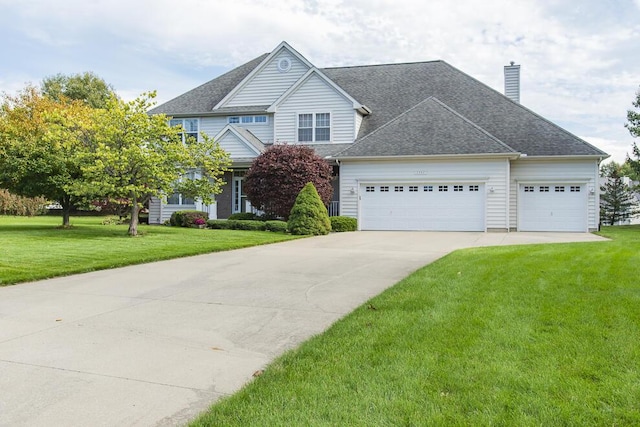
[360,183,485,231]
[518,184,587,232]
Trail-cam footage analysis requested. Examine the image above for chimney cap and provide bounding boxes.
[509,61,515,66]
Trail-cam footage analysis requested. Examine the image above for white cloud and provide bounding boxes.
[1,0,638,159]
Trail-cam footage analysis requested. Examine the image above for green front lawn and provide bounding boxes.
[0,215,300,286]
[192,226,640,426]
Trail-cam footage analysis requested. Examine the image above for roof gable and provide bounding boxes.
[267,67,368,113]
[214,125,263,158]
[213,41,312,110]
[335,97,517,158]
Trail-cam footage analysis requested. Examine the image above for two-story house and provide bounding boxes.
[149,41,608,232]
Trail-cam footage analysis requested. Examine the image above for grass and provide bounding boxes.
[0,215,300,286]
[191,226,640,426]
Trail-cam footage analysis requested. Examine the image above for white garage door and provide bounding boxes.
[360,183,485,231]
[519,184,587,232]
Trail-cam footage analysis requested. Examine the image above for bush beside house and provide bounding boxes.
[330,216,357,232]
[288,183,331,236]
[170,210,209,227]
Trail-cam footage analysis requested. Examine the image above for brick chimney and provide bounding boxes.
[504,61,520,103]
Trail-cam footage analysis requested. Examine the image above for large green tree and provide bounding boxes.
[600,161,639,225]
[42,72,114,108]
[0,86,94,226]
[79,92,231,236]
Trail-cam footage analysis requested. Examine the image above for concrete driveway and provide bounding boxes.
[0,231,605,426]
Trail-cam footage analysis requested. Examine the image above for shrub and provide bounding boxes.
[170,210,209,227]
[288,183,331,236]
[207,219,230,229]
[206,219,267,231]
[330,216,357,232]
[227,212,263,221]
[0,189,47,216]
[265,220,288,233]
[244,144,333,219]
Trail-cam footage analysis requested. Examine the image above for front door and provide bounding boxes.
[233,174,251,213]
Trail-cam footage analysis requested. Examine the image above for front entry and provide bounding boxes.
[232,172,252,214]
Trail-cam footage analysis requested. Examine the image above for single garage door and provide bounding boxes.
[360,183,485,231]
[519,184,587,232]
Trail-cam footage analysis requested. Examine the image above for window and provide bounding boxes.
[409,186,418,192]
[394,186,404,192]
[454,185,463,192]
[539,186,549,192]
[570,186,581,192]
[170,118,199,142]
[365,186,375,192]
[470,185,480,192]
[298,113,330,142]
[228,115,268,124]
[380,186,389,192]
[424,185,433,192]
[555,186,565,192]
[167,193,194,205]
[298,114,313,142]
[524,186,534,192]
[439,185,448,192]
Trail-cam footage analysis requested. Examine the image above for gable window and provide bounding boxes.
[227,115,268,125]
[298,113,331,142]
[228,116,240,124]
[255,115,267,123]
[170,118,199,142]
[241,116,253,124]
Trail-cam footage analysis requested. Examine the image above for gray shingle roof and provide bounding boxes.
[151,54,607,158]
[322,61,606,157]
[335,97,516,157]
[231,126,264,153]
[149,54,269,115]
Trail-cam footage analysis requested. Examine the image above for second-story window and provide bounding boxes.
[170,118,198,142]
[298,112,330,142]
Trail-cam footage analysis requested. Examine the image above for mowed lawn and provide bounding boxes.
[192,226,640,426]
[0,215,299,286]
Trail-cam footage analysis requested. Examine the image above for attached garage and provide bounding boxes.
[360,183,485,231]
[518,184,588,232]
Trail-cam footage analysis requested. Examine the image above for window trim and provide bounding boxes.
[228,115,269,125]
[296,112,331,143]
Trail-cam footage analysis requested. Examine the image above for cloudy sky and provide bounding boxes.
[1,0,638,163]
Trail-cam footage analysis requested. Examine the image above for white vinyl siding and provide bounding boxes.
[201,116,274,144]
[149,197,162,224]
[224,50,310,107]
[275,74,355,144]
[217,132,260,158]
[355,112,364,139]
[340,158,510,231]
[510,159,600,231]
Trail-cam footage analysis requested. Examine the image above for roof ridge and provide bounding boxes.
[331,97,438,157]
[427,97,518,153]
[322,59,444,71]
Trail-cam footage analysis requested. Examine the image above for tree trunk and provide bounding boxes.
[61,194,71,227]
[128,194,139,236]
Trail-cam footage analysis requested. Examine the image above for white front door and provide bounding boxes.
[360,183,485,231]
[233,175,252,214]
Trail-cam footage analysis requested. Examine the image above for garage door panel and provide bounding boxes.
[519,184,587,232]
[360,183,485,231]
